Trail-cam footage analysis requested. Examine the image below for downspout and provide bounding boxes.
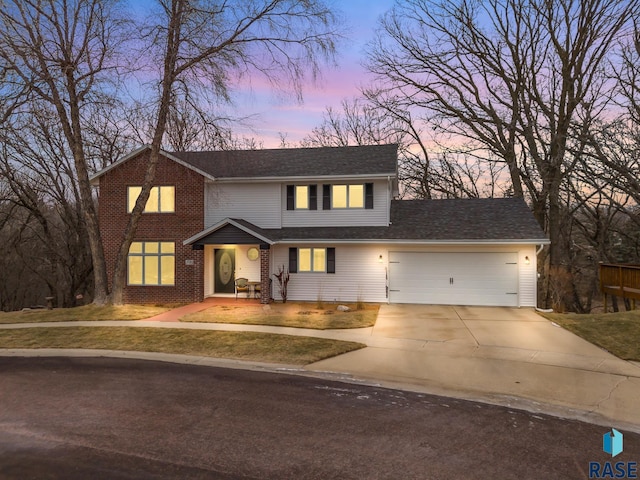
[387,176,391,303]
[387,176,391,226]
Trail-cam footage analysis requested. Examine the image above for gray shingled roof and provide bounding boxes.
[171,144,398,178]
[256,198,547,242]
[386,198,547,240]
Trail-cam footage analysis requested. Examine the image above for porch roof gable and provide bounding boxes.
[183,218,275,246]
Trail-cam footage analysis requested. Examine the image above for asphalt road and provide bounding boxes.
[0,357,638,479]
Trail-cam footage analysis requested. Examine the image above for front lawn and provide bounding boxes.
[180,302,380,329]
[0,327,365,364]
[0,304,176,324]
[541,310,640,361]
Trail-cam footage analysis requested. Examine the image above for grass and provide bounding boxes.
[180,302,380,329]
[541,310,640,361]
[0,327,365,365]
[0,304,176,324]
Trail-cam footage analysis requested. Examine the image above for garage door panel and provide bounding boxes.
[389,252,519,306]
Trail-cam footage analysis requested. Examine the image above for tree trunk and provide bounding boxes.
[108,0,183,305]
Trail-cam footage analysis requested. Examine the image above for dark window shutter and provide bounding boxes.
[289,248,298,273]
[327,248,336,274]
[286,185,294,210]
[323,184,331,210]
[365,183,374,209]
[309,185,317,210]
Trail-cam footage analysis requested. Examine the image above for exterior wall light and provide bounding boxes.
[524,256,530,265]
[379,254,383,263]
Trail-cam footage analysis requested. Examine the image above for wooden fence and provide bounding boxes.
[600,263,640,311]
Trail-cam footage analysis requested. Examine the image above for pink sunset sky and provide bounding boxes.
[230,0,396,147]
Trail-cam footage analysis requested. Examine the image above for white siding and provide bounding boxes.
[271,244,388,303]
[234,245,261,282]
[518,245,538,307]
[270,243,539,307]
[281,180,390,227]
[204,182,281,228]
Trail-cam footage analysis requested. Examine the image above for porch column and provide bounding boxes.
[191,244,204,303]
[260,244,270,304]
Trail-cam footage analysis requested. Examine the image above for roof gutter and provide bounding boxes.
[272,239,551,245]
[208,173,395,184]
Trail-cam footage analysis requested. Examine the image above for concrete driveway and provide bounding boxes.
[306,305,640,430]
[370,305,616,359]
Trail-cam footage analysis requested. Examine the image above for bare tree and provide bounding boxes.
[109,0,341,304]
[0,0,130,304]
[0,0,341,305]
[302,97,508,198]
[126,95,246,152]
[301,97,436,197]
[615,18,640,124]
[301,98,404,148]
[365,0,638,307]
[0,106,95,308]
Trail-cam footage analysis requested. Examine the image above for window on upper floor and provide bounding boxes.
[286,185,317,210]
[127,186,175,213]
[332,184,364,209]
[287,183,373,211]
[128,241,175,286]
[295,185,309,209]
[322,183,374,210]
[289,247,335,274]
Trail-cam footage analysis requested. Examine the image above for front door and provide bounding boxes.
[214,249,235,294]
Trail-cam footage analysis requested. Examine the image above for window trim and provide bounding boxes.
[127,241,175,286]
[127,186,175,213]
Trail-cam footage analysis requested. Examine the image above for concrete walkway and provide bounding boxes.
[2,303,640,432]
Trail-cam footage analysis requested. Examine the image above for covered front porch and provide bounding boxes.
[203,244,270,299]
[184,219,274,304]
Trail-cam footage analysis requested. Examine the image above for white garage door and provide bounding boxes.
[388,252,519,306]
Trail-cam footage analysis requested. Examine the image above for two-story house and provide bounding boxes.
[90,144,549,306]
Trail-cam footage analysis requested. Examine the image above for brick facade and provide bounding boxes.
[259,245,271,304]
[98,151,204,304]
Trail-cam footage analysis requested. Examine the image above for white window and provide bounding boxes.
[128,242,175,285]
[299,248,326,272]
[295,185,309,209]
[332,184,364,209]
[128,186,175,213]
